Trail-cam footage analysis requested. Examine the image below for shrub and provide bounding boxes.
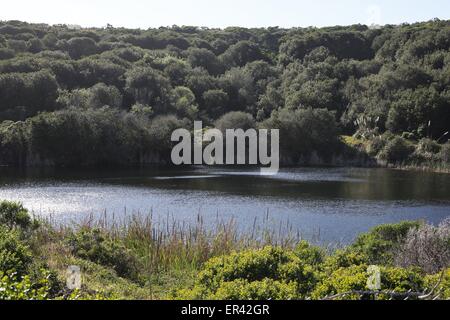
[380,267,424,293]
[200,246,317,289]
[312,265,368,299]
[351,221,421,265]
[0,226,32,276]
[294,241,325,267]
[0,268,94,300]
[416,138,441,154]
[26,263,63,298]
[0,271,51,300]
[412,138,441,162]
[0,201,36,231]
[365,136,385,157]
[68,228,139,280]
[379,136,414,163]
[394,219,450,273]
[323,249,368,271]
[312,265,424,300]
[342,135,364,148]
[211,279,298,300]
[177,246,320,299]
[424,268,450,299]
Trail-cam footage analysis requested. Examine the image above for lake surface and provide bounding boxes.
[0,166,449,244]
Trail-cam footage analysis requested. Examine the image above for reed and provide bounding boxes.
[38,210,304,280]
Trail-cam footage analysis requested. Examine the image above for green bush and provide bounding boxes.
[177,246,320,299]
[351,221,421,265]
[26,262,64,297]
[175,223,446,300]
[0,226,32,276]
[0,269,106,300]
[200,246,317,290]
[416,138,441,154]
[68,228,139,280]
[211,279,298,300]
[294,240,325,267]
[312,265,424,300]
[312,265,368,299]
[411,138,442,162]
[0,201,37,231]
[0,271,51,300]
[424,268,450,299]
[323,248,368,271]
[365,136,386,157]
[379,136,414,163]
[381,267,424,293]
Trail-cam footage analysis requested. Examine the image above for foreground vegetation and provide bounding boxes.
[0,20,450,168]
[0,200,449,300]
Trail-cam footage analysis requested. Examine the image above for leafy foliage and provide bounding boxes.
[0,200,37,231]
[68,228,139,280]
[0,271,51,300]
[0,226,32,276]
[312,265,425,299]
[379,136,415,163]
[350,221,422,265]
[175,245,320,299]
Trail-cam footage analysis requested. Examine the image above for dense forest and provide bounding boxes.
[0,19,449,167]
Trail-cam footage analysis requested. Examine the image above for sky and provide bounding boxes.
[1,0,450,29]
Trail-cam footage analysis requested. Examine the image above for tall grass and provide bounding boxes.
[39,211,304,278]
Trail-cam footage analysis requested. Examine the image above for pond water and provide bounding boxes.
[0,166,449,244]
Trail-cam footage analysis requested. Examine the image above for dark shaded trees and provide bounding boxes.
[0,70,58,120]
[125,67,171,114]
[262,108,340,163]
[0,20,449,166]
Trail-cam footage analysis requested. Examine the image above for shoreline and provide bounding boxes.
[1,162,449,175]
